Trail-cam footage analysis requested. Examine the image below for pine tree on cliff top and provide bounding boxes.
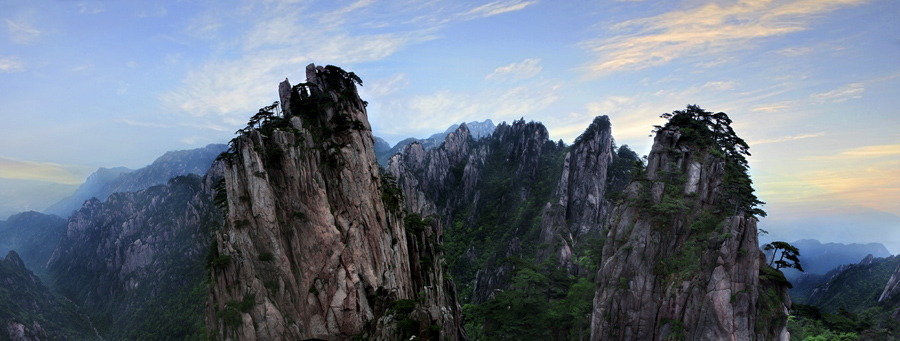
[655,104,766,219]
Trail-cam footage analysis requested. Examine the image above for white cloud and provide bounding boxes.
[5,18,41,44]
[458,0,537,20]
[78,2,105,15]
[485,58,542,82]
[581,0,869,75]
[137,4,168,18]
[71,64,94,72]
[180,135,203,145]
[163,0,534,132]
[365,73,409,98]
[118,118,169,128]
[775,46,812,57]
[751,102,794,112]
[749,132,826,145]
[0,56,24,72]
[702,80,737,91]
[810,82,865,103]
[373,79,561,138]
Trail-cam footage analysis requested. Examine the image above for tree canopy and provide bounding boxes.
[765,241,804,272]
[657,105,766,219]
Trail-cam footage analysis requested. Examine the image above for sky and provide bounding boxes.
[1,0,898,251]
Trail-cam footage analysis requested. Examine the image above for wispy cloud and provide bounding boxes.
[749,132,825,145]
[374,79,561,138]
[775,46,812,57]
[751,102,794,112]
[702,80,737,91]
[180,135,203,145]
[118,118,169,128]
[5,17,42,44]
[364,73,409,98]
[78,2,105,15]
[807,144,900,160]
[810,82,865,103]
[458,0,537,20]
[581,0,869,75]
[136,4,168,18]
[485,58,542,82]
[0,56,25,72]
[164,0,534,131]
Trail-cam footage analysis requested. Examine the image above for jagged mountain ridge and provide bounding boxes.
[791,254,900,313]
[206,64,465,340]
[42,167,224,340]
[387,117,574,303]
[386,115,640,304]
[0,64,792,340]
[44,143,226,217]
[777,239,891,281]
[387,104,790,339]
[375,119,496,166]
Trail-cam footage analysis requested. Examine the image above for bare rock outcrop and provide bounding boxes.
[590,126,790,340]
[537,116,615,275]
[206,64,465,340]
[880,261,900,303]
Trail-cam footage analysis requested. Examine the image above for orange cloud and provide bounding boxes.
[0,157,92,184]
[582,0,870,75]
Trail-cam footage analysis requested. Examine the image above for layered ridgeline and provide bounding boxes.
[776,239,891,282]
[0,211,67,271]
[206,64,465,340]
[41,168,224,339]
[44,144,226,217]
[387,105,790,339]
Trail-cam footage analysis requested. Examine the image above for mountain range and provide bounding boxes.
[43,144,226,217]
[0,64,895,340]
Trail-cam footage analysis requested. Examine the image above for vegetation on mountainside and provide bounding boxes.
[462,256,598,340]
[0,252,96,339]
[441,123,568,302]
[794,255,900,315]
[450,118,636,339]
[45,175,220,340]
[788,303,900,340]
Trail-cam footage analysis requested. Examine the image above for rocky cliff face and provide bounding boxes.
[590,126,790,340]
[206,64,464,340]
[375,119,495,167]
[538,116,616,275]
[880,260,900,304]
[883,262,900,321]
[43,167,223,339]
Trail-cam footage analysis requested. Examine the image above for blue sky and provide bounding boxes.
[1,0,898,251]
